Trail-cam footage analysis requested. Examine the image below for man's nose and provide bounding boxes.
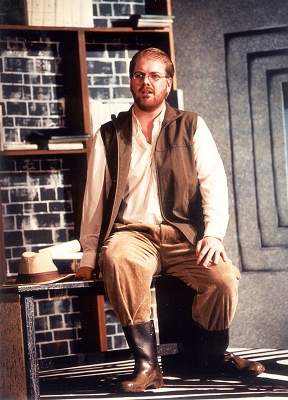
[143,74,151,84]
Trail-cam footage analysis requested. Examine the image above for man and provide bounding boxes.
[76,48,265,392]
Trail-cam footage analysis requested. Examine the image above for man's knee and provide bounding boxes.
[210,260,240,295]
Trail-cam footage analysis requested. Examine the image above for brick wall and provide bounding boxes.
[92,0,145,27]
[0,31,65,146]
[1,0,161,361]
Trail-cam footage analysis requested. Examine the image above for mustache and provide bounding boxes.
[139,84,154,94]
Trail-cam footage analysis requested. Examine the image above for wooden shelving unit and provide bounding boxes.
[0,0,175,358]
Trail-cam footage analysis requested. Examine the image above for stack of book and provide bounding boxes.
[130,14,174,28]
[25,129,90,150]
[47,135,88,150]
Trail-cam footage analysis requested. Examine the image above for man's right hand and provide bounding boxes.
[76,266,93,280]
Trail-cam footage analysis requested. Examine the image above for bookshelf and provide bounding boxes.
[0,0,175,361]
[0,1,176,279]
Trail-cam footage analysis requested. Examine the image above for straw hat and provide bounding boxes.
[16,251,75,284]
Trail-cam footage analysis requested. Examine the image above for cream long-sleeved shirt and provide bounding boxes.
[80,108,229,268]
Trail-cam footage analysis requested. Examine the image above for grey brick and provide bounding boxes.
[35,213,60,228]
[52,86,65,99]
[36,331,53,342]
[41,159,62,170]
[107,45,127,59]
[4,231,23,247]
[12,246,27,258]
[29,173,54,186]
[16,215,31,229]
[41,341,68,358]
[4,128,19,142]
[2,84,31,100]
[49,102,64,115]
[16,159,40,171]
[54,229,67,242]
[113,334,127,349]
[42,75,63,85]
[87,60,112,74]
[24,229,53,244]
[106,324,116,335]
[105,309,117,323]
[86,43,105,58]
[49,201,72,212]
[6,203,23,214]
[63,212,74,226]
[99,3,112,15]
[54,329,77,340]
[55,298,72,313]
[24,74,41,84]
[1,73,23,83]
[38,300,55,315]
[113,3,130,15]
[24,202,47,213]
[5,248,12,259]
[90,75,119,86]
[0,172,27,187]
[6,101,27,115]
[49,314,63,329]
[15,117,41,127]
[40,188,56,201]
[35,59,56,74]
[33,86,52,100]
[4,57,33,73]
[35,316,49,331]
[8,259,19,274]
[89,87,110,100]
[113,87,131,98]
[64,313,81,328]
[3,215,15,230]
[57,186,72,200]
[27,42,57,57]
[115,60,127,74]
[0,189,9,203]
[28,102,49,115]
[10,187,39,202]
[3,117,14,126]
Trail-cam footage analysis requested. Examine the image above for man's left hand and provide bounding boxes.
[196,236,228,267]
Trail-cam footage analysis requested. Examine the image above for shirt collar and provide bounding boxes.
[132,105,166,144]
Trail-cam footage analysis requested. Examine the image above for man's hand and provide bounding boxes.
[196,236,228,267]
[76,266,94,280]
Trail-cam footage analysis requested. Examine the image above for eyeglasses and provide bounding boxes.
[132,72,168,82]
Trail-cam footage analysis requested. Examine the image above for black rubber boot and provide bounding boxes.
[121,320,164,392]
[183,321,229,373]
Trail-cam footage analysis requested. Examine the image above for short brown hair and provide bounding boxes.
[129,47,175,79]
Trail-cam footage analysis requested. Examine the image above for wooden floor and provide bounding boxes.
[40,349,288,399]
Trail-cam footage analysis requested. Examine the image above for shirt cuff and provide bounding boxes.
[80,250,97,269]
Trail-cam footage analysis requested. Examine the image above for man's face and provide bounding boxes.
[130,56,172,112]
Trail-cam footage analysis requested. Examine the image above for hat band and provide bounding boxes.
[16,271,70,284]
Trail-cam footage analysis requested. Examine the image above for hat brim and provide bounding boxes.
[16,271,75,285]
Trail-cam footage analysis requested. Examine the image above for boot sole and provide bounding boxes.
[121,378,164,392]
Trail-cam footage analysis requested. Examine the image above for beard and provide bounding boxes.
[131,84,168,112]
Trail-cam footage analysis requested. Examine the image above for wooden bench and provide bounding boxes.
[0,276,191,400]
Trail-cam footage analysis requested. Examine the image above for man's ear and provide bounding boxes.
[166,77,173,97]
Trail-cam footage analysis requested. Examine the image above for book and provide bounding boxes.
[48,142,84,150]
[39,239,80,254]
[130,14,174,28]
[3,142,38,150]
[49,135,90,143]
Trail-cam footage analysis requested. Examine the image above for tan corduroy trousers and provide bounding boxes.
[99,223,240,331]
